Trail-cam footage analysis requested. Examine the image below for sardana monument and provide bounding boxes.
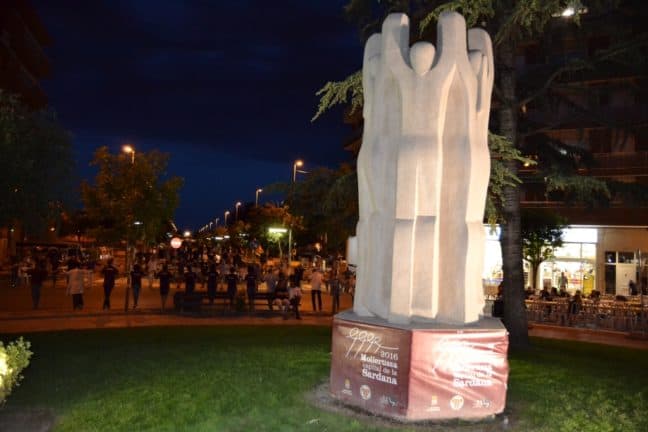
[330,12,509,421]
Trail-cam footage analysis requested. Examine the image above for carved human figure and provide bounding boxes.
[352,11,493,324]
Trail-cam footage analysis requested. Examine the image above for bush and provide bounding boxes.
[0,337,33,404]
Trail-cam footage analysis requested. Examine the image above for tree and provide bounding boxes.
[266,164,358,253]
[314,0,646,348]
[81,146,183,246]
[521,210,565,291]
[244,203,303,258]
[0,91,74,234]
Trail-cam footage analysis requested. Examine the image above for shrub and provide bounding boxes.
[0,337,33,404]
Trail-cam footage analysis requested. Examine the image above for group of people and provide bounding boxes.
[8,243,357,317]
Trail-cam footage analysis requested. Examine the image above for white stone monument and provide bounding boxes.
[349,11,494,325]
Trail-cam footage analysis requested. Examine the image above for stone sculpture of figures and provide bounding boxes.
[351,11,494,325]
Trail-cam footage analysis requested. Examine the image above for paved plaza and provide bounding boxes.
[0,273,353,333]
[1,274,647,350]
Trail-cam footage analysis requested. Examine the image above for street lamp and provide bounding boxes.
[288,159,304,262]
[235,202,242,221]
[122,144,135,164]
[224,210,230,226]
[255,188,263,207]
[214,217,219,227]
[293,159,303,183]
[121,144,136,311]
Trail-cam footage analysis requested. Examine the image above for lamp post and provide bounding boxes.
[255,188,262,207]
[224,210,230,226]
[235,202,242,221]
[122,144,135,165]
[292,159,303,183]
[288,159,304,263]
[122,144,135,311]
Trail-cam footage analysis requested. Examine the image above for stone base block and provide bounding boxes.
[329,311,509,421]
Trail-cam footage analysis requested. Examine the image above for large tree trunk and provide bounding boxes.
[497,36,529,349]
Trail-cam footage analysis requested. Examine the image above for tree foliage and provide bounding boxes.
[521,209,566,291]
[0,91,74,233]
[265,164,358,253]
[81,146,183,246]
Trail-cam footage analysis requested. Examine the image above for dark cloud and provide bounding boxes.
[32,0,363,229]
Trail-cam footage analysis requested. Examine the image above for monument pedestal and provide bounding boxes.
[330,311,509,421]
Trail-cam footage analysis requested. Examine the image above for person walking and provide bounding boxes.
[130,263,144,309]
[29,259,48,309]
[206,264,219,305]
[330,271,341,315]
[147,256,158,290]
[66,260,86,310]
[101,258,118,310]
[245,265,258,313]
[289,277,303,320]
[156,263,173,311]
[310,268,323,313]
[264,267,278,310]
[184,264,197,294]
[225,267,239,311]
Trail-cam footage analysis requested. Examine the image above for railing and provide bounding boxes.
[525,298,648,333]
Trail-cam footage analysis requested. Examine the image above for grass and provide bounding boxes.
[1,326,647,432]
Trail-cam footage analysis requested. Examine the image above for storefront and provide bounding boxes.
[481,225,648,296]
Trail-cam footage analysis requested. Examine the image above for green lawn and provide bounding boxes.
[2,326,647,432]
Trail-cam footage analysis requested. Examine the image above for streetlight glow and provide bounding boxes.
[235,201,242,221]
[255,188,263,206]
[122,145,135,164]
[224,210,230,225]
[183,230,191,238]
[293,159,304,183]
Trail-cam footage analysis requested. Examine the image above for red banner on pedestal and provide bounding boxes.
[330,316,509,421]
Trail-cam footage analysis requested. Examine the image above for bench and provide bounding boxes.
[173,290,277,313]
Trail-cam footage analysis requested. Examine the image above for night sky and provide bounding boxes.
[32,0,363,232]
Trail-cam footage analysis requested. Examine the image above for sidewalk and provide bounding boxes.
[1,276,647,350]
[0,275,350,334]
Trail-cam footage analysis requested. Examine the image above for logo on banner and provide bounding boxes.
[360,384,372,400]
[473,399,492,409]
[342,378,352,396]
[450,395,464,411]
[426,395,440,412]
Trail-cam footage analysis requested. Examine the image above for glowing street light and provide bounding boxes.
[255,188,263,207]
[183,230,192,238]
[235,201,242,221]
[224,210,230,226]
[122,144,135,164]
[293,159,303,183]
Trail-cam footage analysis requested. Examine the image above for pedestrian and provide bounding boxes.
[310,268,323,312]
[147,256,158,290]
[101,258,118,310]
[131,263,144,309]
[245,265,258,313]
[273,272,290,318]
[289,279,303,320]
[184,264,197,294]
[28,259,48,309]
[9,255,19,288]
[225,266,239,311]
[264,267,278,310]
[66,260,86,310]
[156,263,173,311]
[207,264,219,305]
[330,271,341,315]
